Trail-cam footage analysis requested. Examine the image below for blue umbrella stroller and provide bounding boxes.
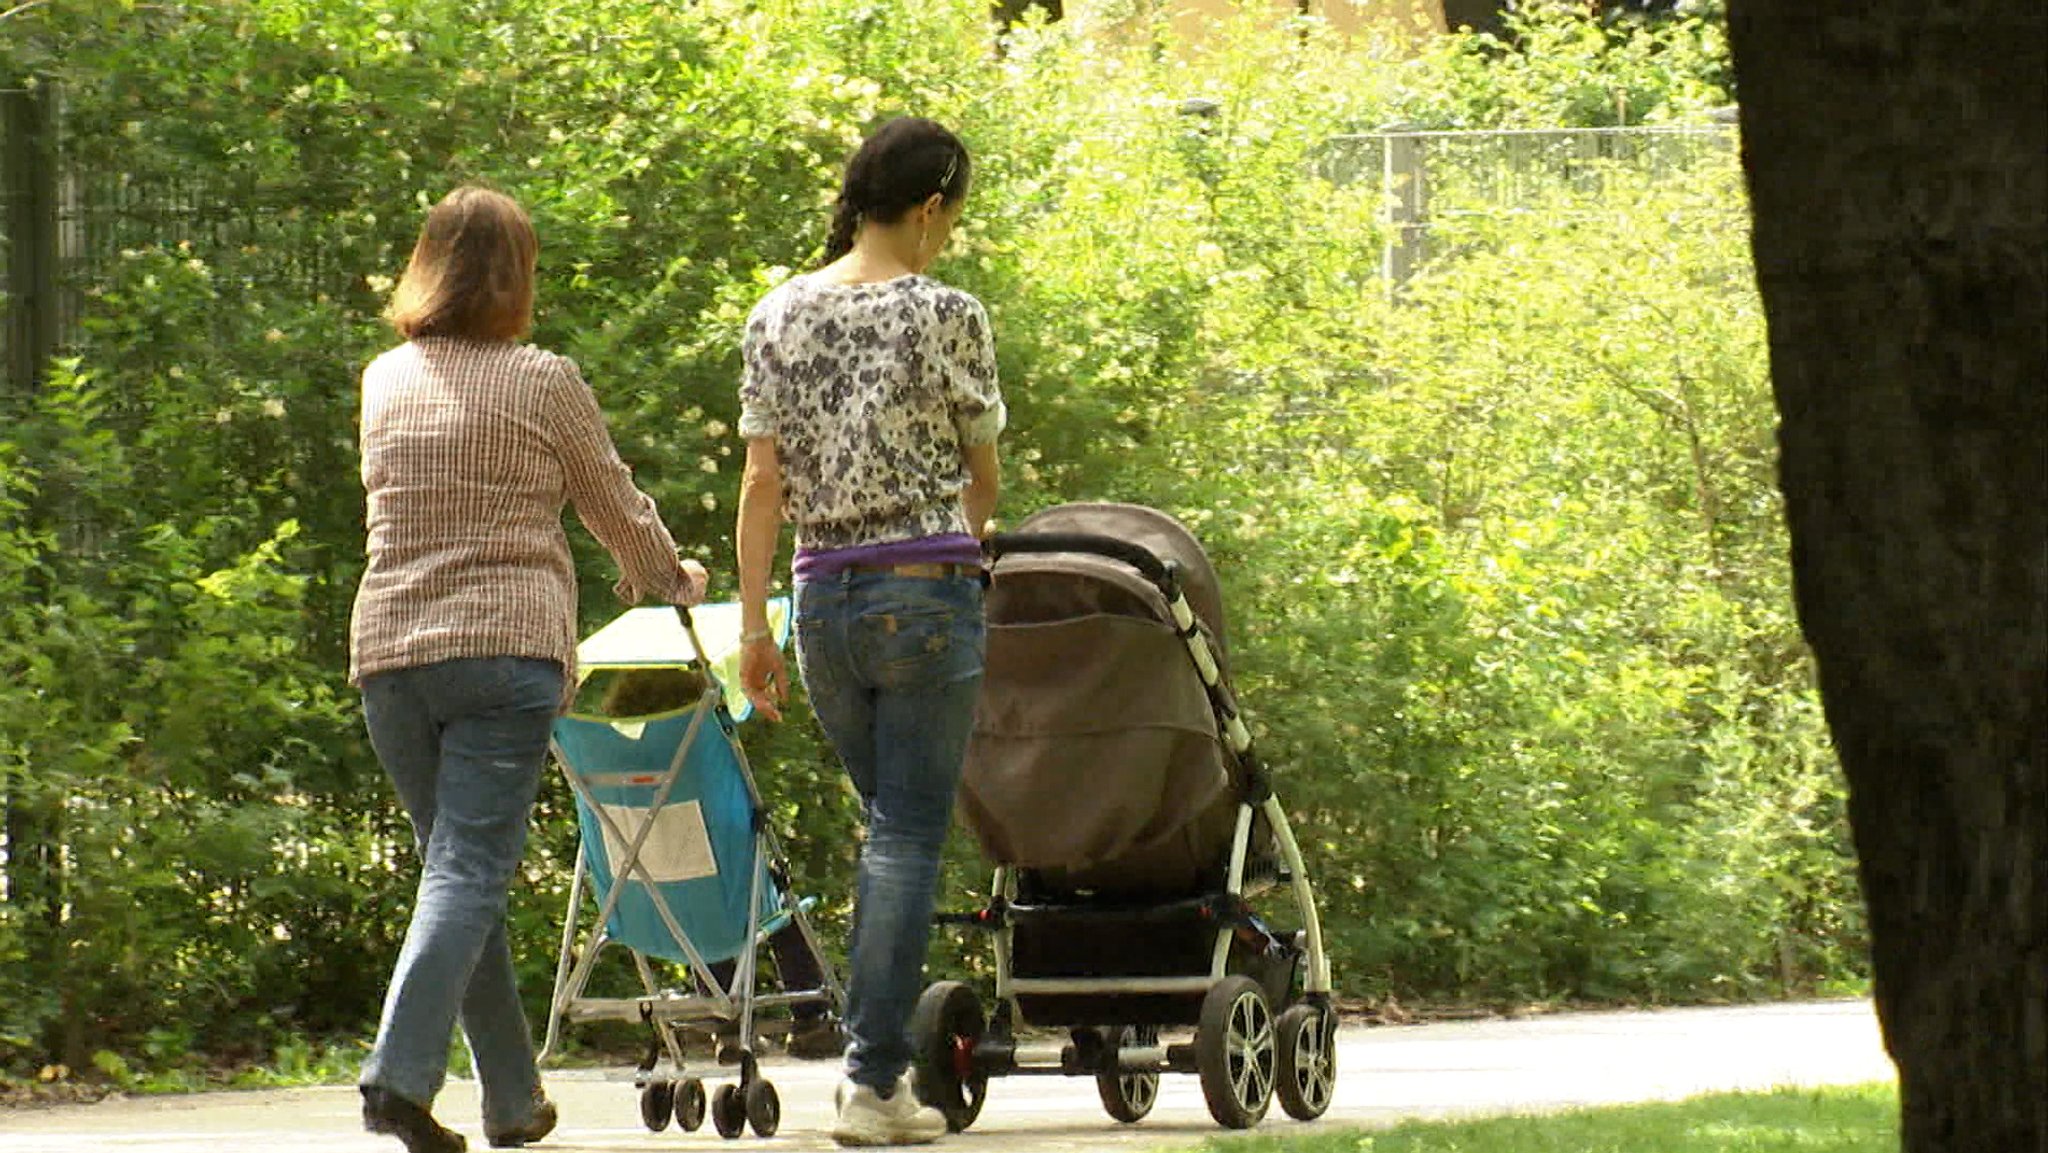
[538,600,842,1140]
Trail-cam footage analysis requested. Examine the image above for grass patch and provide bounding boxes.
[1195,1084,1898,1153]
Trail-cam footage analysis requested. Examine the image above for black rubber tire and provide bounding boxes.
[1195,975,1276,1129]
[745,1078,781,1138]
[639,1078,675,1132]
[710,1082,746,1140]
[1094,1026,1160,1124]
[1274,1003,1337,1121]
[909,980,989,1133]
[674,1077,707,1132]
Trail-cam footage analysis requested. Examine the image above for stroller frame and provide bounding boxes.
[538,604,842,1139]
[913,525,1335,1133]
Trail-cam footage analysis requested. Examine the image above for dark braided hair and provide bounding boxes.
[821,117,972,264]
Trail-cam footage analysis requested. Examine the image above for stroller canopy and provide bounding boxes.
[962,504,1244,891]
[573,599,791,722]
[990,503,1230,658]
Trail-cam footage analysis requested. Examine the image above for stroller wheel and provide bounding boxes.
[639,1078,675,1132]
[1095,1026,1160,1124]
[1275,1003,1338,1121]
[674,1077,707,1132]
[710,1082,746,1140]
[1195,975,1276,1129]
[910,980,989,1133]
[745,1078,781,1138]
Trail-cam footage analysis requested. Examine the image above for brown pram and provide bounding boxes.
[910,503,1336,1132]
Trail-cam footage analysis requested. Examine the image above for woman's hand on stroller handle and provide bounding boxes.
[672,558,710,607]
[741,636,788,722]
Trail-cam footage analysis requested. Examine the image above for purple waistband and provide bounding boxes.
[793,533,983,583]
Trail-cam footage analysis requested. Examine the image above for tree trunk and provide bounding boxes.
[1724,5,2046,1151]
[1438,0,1506,37]
[990,0,1061,31]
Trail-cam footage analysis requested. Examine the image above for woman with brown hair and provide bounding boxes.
[350,185,708,1153]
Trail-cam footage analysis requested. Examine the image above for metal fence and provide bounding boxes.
[3,85,56,396]
[1,92,1740,391]
[1323,125,1737,288]
[2,83,358,395]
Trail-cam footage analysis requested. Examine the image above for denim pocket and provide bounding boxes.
[459,656,565,716]
[854,579,983,691]
[794,581,837,633]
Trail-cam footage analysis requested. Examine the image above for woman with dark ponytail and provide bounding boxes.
[733,116,1002,1147]
[821,196,864,265]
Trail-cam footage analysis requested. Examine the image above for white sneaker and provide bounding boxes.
[831,1075,948,1147]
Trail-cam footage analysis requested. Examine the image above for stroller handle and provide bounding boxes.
[670,604,716,678]
[982,531,1173,588]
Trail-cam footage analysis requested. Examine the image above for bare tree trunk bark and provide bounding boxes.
[1439,0,1506,37]
[991,0,1061,31]
[1725,4,2046,1150]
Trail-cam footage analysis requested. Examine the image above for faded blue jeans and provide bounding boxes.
[358,656,563,1132]
[795,572,985,1093]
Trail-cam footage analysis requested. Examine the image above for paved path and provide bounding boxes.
[0,1001,1891,1152]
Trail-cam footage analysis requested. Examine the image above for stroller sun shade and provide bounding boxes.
[572,599,792,722]
[960,504,1242,892]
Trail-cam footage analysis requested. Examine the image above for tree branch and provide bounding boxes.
[0,0,53,25]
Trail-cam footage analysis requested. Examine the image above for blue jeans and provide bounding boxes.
[795,572,985,1092]
[358,656,563,1131]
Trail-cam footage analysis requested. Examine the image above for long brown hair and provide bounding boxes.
[388,186,538,341]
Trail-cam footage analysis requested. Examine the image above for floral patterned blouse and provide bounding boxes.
[737,273,1006,550]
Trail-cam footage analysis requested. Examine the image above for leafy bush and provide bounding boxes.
[0,0,1858,1078]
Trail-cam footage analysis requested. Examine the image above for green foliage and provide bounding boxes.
[0,0,1860,1082]
[0,354,367,1074]
[1391,1,1734,129]
[1191,1083,1898,1153]
[1183,164,1858,1003]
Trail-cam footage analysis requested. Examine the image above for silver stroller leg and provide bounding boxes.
[631,951,689,1072]
[1261,796,1331,995]
[539,844,591,1065]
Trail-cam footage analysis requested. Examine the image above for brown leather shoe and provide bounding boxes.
[362,1085,466,1153]
[786,1015,846,1060]
[484,1095,557,1148]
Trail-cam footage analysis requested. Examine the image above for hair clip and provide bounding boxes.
[940,148,960,193]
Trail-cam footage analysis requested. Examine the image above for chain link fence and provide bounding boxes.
[3,83,360,394]
[1323,124,1737,288]
[3,90,1740,390]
